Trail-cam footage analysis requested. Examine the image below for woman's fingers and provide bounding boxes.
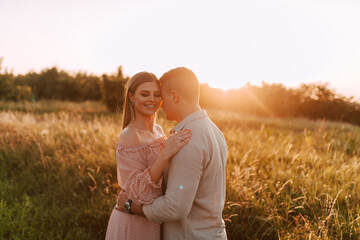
[179,136,191,146]
[174,129,192,142]
[163,129,192,159]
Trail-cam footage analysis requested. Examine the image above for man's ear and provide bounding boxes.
[170,90,179,103]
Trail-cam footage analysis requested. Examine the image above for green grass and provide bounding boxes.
[1,102,360,239]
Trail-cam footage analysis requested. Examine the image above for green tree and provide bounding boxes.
[101,66,129,112]
[0,71,15,100]
[15,86,32,102]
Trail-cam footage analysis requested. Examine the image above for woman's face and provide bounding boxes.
[130,81,161,116]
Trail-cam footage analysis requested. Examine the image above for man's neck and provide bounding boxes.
[175,103,201,123]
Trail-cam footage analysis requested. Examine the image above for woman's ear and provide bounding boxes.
[128,92,134,103]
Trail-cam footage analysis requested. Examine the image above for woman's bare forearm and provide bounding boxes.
[148,152,170,183]
[149,129,191,183]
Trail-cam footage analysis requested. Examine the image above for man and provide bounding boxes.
[118,67,228,239]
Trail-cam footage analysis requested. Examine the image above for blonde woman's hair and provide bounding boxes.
[122,72,159,129]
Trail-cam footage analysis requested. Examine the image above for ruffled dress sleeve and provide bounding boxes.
[116,138,165,205]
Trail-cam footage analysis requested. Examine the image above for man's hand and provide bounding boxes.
[115,191,145,217]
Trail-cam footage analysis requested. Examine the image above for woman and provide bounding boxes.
[105,72,191,240]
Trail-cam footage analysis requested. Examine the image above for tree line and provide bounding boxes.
[200,82,360,125]
[0,65,359,126]
[0,66,128,112]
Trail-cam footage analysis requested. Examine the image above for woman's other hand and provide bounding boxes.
[115,190,128,213]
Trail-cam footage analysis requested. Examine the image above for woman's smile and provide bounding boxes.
[144,104,157,109]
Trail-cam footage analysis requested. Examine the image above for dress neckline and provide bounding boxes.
[116,135,166,149]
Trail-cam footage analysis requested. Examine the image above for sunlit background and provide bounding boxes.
[1,0,359,100]
[2,1,360,239]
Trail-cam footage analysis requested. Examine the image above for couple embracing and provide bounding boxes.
[105,67,227,240]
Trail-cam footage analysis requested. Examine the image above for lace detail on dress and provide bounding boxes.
[116,136,166,152]
[115,135,167,205]
[128,166,163,204]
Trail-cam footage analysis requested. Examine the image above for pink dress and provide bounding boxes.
[105,136,166,240]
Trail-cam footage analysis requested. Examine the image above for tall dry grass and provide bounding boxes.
[222,117,360,239]
[0,102,360,239]
[0,110,121,239]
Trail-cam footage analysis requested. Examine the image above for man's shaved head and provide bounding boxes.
[159,67,199,103]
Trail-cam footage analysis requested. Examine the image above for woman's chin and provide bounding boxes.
[140,109,158,116]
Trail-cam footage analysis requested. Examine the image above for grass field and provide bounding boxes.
[1,101,360,239]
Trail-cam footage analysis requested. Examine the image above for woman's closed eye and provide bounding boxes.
[140,93,161,98]
[139,91,161,98]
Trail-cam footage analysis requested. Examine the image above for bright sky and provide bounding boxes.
[1,0,360,101]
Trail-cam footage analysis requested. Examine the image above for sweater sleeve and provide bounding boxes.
[143,142,204,223]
